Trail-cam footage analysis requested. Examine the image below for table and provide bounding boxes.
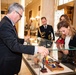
[23,37,76,75]
[22,54,76,75]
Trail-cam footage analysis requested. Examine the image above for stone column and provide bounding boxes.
[40,0,55,26]
[0,0,1,20]
[73,0,76,28]
[18,0,25,39]
[41,0,58,60]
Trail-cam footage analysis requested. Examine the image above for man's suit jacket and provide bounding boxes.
[38,25,55,40]
[0,16,35,75]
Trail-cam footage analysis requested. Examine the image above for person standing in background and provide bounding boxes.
[59,14,71,24]
[0,3,49,75]
[38,17,55,41]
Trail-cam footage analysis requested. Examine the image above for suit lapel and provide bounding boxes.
[4,16,17,35]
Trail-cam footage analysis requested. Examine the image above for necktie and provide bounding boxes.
[44,25,47,29]
[13,25,17,33]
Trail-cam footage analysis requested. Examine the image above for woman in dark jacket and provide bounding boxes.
[57,20,76,63]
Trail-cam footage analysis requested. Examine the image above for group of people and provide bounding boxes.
[38,14,76,64]
[0,3,49,75]
[0,2,76,75]
[57,14,76,63]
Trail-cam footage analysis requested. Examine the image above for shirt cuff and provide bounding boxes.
[34,46,38,54]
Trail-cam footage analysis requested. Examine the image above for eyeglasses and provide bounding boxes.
[15,11,22,18]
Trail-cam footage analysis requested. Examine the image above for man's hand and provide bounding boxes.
[37,46,49,56]
[24,35,30,41]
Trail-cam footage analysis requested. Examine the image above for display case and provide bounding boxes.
[23,37,76,75]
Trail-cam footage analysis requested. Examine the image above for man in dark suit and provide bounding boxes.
[0,3,49,75]
[38,17,55,41]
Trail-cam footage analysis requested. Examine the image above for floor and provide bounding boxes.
[18,35,35,75]
[18,59,32,75]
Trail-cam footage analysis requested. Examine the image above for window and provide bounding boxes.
[58,0,74,5]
